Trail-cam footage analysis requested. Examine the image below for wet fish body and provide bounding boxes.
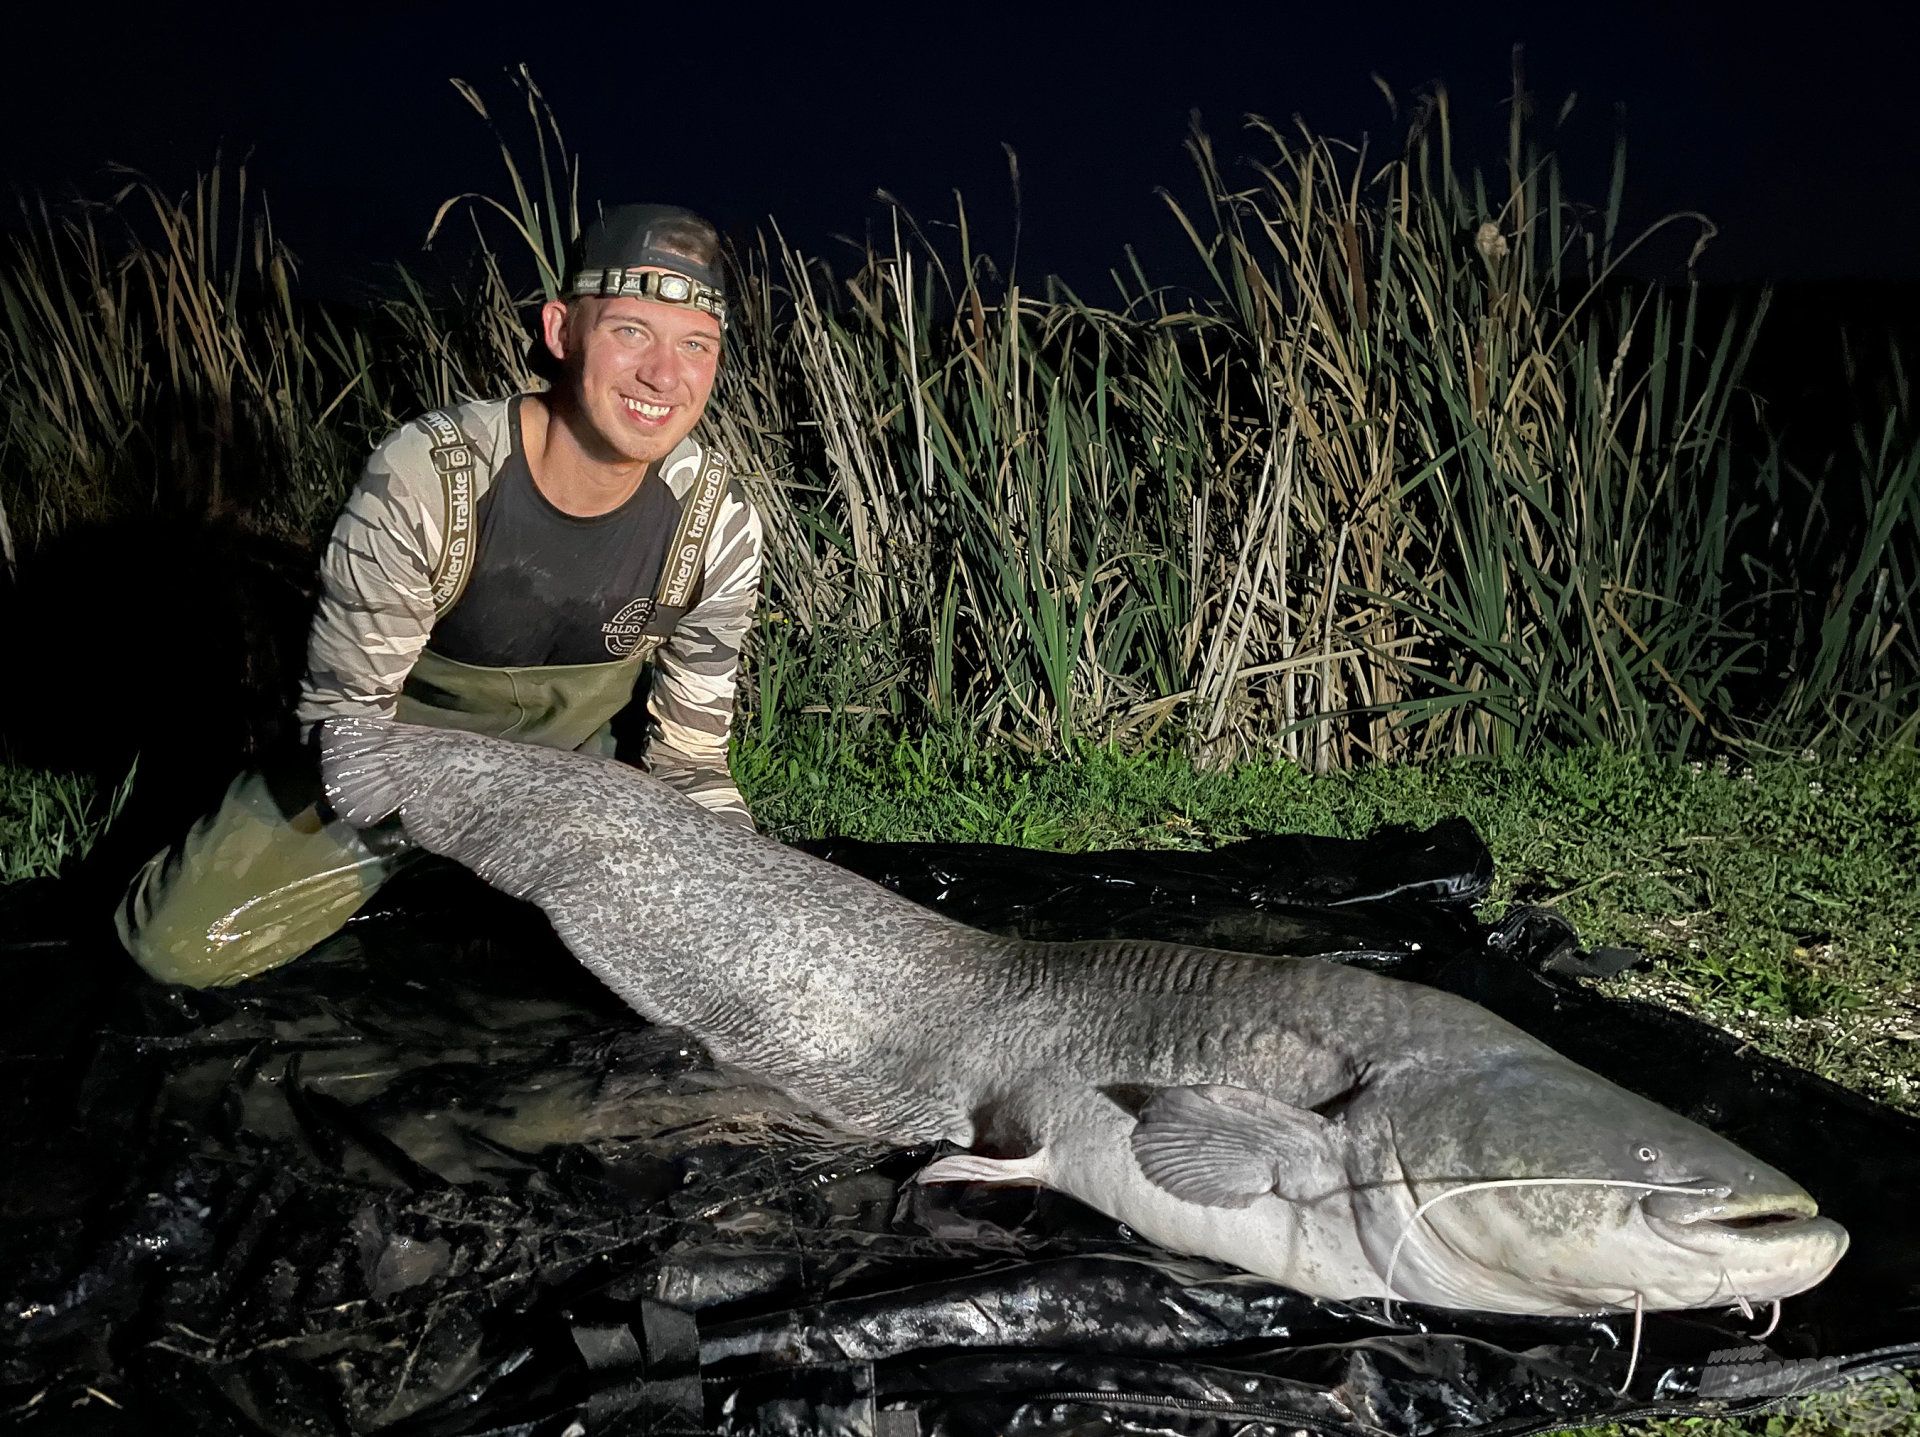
[320,719,1849,1316]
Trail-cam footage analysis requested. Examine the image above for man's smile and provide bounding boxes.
[620,395,674,426]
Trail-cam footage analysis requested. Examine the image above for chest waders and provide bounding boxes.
[117,415,728,990]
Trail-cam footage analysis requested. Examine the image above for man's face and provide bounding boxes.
[541,275,722,465]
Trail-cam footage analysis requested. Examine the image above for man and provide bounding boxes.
[117,203,763,987]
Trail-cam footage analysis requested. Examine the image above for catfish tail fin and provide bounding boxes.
[319,716,417,827]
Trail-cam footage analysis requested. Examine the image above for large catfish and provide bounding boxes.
[320,718,1848,1316]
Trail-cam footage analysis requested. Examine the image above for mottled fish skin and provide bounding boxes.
[320,718,1849,1316]
[324,716,1009,1143]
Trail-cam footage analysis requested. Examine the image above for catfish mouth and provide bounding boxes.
[1642,1187,1838,1251]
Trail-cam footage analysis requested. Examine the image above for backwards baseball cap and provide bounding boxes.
[566,203,728,328]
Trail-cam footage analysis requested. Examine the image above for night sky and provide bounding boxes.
[7,2,1919,297]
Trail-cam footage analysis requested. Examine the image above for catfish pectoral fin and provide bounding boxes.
[1131,1084,1340,1207]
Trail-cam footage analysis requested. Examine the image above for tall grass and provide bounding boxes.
[0,68,1912,763]
[0,167,391,549]
[700,80,1917,762]
[1759,339,1920,747]
[1164,95,1782,760]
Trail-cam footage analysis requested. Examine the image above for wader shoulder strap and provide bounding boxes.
[654,447,731,612]
[418,409,479,619]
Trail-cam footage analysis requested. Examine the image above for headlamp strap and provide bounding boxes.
[570,267,728,328]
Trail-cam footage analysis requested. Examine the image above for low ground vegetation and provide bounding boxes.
[0,762,133,884]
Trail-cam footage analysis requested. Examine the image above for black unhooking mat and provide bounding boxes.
[3,820,1917,1436]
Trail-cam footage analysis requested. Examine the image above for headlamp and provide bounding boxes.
[569,267,728,329]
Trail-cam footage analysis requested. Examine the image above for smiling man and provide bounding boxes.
[116,204,764,987]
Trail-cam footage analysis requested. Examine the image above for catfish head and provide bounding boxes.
[1363,1055,1850,1314]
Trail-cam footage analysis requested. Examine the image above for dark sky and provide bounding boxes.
[7,1,1919,297]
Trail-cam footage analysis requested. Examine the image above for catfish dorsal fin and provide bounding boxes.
[1130,1084,1338,1208]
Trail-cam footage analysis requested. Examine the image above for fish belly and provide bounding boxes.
[1034,1090,1387,1302]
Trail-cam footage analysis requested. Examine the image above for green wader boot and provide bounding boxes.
[117,648,647,988]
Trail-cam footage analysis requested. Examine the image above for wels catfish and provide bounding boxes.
[319,718,1848,1317]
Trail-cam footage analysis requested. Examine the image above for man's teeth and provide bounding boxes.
[623,398,671,419]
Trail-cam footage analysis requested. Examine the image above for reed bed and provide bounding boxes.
[1,71,1912,765]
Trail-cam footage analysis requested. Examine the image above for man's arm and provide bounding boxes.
[295,423,443,730]
[646,488,763,827]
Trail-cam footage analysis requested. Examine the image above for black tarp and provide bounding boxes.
[3,820,1917,1436]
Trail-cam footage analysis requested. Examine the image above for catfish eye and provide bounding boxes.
[1635,1145,1659,1164]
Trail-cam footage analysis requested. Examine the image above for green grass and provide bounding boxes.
[0,760,133,882]
[1564,1370,1920,1436]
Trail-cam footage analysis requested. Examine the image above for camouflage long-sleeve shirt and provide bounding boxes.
[296,397,762,825]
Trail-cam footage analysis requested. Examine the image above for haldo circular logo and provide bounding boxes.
[602,597,660,658]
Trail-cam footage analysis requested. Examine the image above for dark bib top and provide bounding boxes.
[430,404,682,668]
